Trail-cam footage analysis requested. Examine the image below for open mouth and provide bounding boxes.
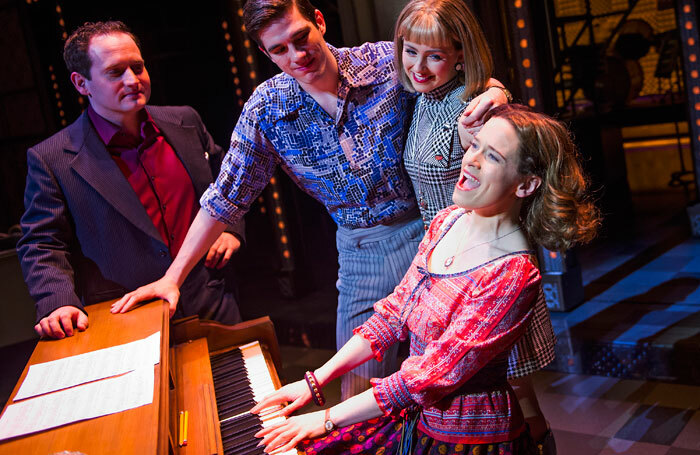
[456,171,480,191]
[412,73,433,84]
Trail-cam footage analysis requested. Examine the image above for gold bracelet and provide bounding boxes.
[489,85,513,103]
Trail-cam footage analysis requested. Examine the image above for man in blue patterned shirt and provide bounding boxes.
[113,0,507,399]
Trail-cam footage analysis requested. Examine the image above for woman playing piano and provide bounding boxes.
[251,104,599,455]
[395,0,560,452]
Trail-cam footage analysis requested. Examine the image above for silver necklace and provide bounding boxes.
[444,226,521,268]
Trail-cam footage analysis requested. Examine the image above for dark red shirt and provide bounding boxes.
[88,107,198,258]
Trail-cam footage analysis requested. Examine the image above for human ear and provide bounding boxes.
[315,9,326,35]
[515,175,541,198]
[70,72,90,96]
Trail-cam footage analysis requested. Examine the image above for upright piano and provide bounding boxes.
[0,300,298,455]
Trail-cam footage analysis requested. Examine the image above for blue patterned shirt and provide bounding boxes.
[200,42,418,229]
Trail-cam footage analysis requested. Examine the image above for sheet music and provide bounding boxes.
[14,331,160,401]
[0,367,154,441]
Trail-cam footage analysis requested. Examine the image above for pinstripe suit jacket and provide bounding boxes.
[17,105,244,324]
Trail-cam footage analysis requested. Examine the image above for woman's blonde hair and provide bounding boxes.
[486,104,600,251]
[393,0,493,100]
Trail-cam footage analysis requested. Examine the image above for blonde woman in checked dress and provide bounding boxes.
[250,104,599,455]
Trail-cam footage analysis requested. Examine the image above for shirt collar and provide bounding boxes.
[423,77,462,102]
[270,43,395,123]
[330,44,393,88]
[87,106,159,148]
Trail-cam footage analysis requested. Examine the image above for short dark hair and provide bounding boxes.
[243,0,317,46]
[63,21,140,79]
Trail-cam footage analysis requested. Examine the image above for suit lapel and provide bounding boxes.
[69,112,164,244]
[149,107,213,198]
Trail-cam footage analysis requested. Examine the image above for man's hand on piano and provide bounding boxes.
[111,276,181,318]
[35,306,89,339]
[254,410,326,454]
[250,379,311,417]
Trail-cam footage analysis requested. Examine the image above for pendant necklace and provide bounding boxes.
[443,225,521,268]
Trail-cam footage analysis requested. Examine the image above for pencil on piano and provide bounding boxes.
[179,410,184,447]
[183,410,189,446]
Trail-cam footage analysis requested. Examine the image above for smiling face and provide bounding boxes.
[401,39,462,93]
[71,32,150,125]
[452,117,529,215]
[258,5,333,89]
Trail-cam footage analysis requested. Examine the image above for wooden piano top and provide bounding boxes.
[0,299,171,455]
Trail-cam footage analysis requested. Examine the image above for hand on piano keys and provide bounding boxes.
[254,409,327,454]
[249,378,323,454]
[250,378,312,417]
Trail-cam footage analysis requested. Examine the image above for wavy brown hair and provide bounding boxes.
[485,104,600,251]
[393,0,493,101]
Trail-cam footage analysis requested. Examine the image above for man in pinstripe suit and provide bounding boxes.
[17,21,244,339]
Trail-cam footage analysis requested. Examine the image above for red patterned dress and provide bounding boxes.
[301,206,541,455]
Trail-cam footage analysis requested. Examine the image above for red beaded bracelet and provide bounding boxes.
[304,371,326,406]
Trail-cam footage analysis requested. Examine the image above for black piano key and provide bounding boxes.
[212,361,247,376]
[215,380,252,397]
[221,417,262,437]
[225,437,264,454]
[219,400,257,420]
[219,406,257,422]
[215,380,254,397]
[219,412,258,426]
[212,356,245,373]
[221,422,262,440]
[222,427,262,445]
[211,349,243,366]
[218,397,256,411]
[213,369,250,385]
[215,380,253,398]
[216,382,253,398]
[219,394,256,410]
[220,413,258,431]
[218,394,256,409]
[238,445,267,455]
[221,424,259,440]
[215,381,254,399]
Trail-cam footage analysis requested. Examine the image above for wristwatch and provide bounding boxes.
[324,408,337,433]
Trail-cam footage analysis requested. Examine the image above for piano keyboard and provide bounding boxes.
[211,342,297,455]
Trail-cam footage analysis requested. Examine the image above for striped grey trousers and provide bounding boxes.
[335,216,424,400]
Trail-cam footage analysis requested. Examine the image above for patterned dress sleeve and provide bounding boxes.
[200,88,280,225]
[354,207,456,361]
[371,256,541,414]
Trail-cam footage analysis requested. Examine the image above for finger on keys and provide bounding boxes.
[265,429,295,454]
[273,435,304,455]
[279,398,303,417]
[251,393,279,414]
[255,420,283,438]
